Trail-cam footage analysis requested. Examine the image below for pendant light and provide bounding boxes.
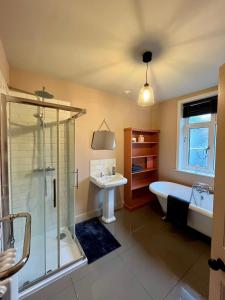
[138,51,155,107]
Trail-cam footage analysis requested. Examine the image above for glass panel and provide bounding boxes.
[188,127,209,168]
[58,112,83,267]
[67,118,75,237]
[188,114,211,124]
[8,103,46,289]
[44,108,59,273]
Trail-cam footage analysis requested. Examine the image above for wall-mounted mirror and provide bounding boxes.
[91,120,116,150]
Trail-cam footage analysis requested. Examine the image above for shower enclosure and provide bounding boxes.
[0,93,87,293]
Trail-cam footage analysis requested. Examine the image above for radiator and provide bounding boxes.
[0,213,31,300]
[0,249,18,300]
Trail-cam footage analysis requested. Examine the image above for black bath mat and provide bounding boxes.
[75,217,121,264]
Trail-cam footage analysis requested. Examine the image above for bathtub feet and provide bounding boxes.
[162,215,167,222]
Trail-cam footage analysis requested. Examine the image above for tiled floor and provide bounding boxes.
[24,204,210,300]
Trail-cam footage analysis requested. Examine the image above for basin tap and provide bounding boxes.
[100,171,104,177]
[112,166,116,175]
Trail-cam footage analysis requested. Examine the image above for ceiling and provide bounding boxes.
[0,0,225,101]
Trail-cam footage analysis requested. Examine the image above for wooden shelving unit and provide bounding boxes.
[124,128,159,210]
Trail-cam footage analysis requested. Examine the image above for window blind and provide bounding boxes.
[183,96,217,118]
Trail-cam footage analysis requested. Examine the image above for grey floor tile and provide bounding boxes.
[70,263,90,283]
[42,275,74,296]
[102,206,161,254]
[24,290,47,300]
[182,250,209,298]
[115,206,158,232]
[120,243,180,300]
[165,250,210,300]
[71,247,119,283]
[73,255,152,300]
[165,285,206,300]
[102,217,137,253]
[24,275,76,300]
[134,219,209,267]
[45,286,77,300]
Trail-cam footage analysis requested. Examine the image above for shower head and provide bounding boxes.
[34,87,54,100]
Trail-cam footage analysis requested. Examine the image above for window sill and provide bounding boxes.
[176,168,215,178]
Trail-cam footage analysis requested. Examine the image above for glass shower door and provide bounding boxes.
[8,102,59,289]
[43,108,59,273]
[58,112,78,266]
[67,117,76,238]
[63,117,83,265]
[8,102,47,288]
[57,112,84,267]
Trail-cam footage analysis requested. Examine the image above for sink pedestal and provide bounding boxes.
[102,188,116,223]
[89,169,127,223]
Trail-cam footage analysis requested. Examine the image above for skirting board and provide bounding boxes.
[75,204,123,224]
[75,208,102,224]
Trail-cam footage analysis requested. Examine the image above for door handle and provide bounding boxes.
[53,178,56,208]
[208,258,225,272]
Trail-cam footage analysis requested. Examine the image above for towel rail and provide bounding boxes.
[0,212,31,281]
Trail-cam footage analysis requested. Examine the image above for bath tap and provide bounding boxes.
[192,183,213,194]
[191,183,213,205]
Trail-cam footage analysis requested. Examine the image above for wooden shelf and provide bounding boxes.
[132,168,157,175]
[132,142,158,144]
[126,186,155,210]
[132,155,157,159]
[124,128,159,210]
[125,128,160,133]
[132,174,157,190]
[132,182,149,190]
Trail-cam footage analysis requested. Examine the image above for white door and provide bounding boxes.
[209,63,225,299]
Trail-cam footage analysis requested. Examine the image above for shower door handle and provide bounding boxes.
[74,169,79,189]
[53,178,56,208]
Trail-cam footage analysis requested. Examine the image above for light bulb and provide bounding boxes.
[138,83,155,107]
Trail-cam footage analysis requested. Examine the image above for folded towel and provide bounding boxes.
[166,195,190,227]
[132,164,143,173]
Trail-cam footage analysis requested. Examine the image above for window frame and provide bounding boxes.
[177,91,217,177]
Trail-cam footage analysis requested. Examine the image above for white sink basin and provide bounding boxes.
[90,172,127,223]
[90,173,127,189]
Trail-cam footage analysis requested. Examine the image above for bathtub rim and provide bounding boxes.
[149,181,213,218]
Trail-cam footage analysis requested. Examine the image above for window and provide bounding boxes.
[177,95,217,176]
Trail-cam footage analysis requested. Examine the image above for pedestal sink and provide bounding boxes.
[90,173,127,223]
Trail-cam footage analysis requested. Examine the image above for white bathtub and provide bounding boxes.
[149,181,213,237]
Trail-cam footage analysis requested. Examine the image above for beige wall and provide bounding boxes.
[157,86,217,188]
[0,38,9,83]
[10,67,157,220]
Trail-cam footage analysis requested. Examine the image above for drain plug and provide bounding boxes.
[59,233,66,240]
